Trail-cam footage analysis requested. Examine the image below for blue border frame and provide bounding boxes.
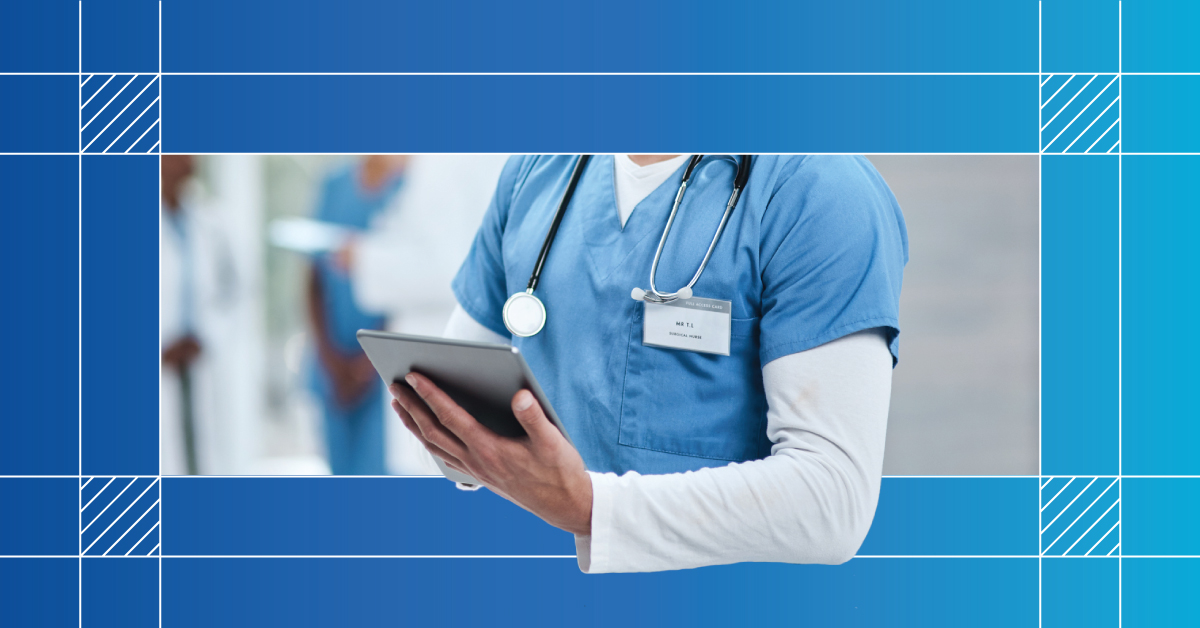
[2,1,1198,626]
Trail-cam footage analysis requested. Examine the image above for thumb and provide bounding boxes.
[512,390,558,446]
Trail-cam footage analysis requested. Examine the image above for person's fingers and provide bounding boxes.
[510,390,560,448]
[391,399,467,468]
[390,384,470,460]
[404,373,487,444]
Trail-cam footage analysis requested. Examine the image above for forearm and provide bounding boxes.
[306,266,339,362]
[578,328,892,573]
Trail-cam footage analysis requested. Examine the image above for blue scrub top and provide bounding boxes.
[452,155,907,476]
[313,165,400,353]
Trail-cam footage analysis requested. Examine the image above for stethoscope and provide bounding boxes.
[502,155,752,338]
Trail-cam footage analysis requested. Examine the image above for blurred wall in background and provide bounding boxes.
[870,155,1039,475]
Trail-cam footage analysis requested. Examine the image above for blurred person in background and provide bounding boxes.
[161,155,241,474]
[307,156,409,475]
[337,154,509,474]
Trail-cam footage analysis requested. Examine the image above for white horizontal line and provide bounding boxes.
[19,152,1200,157]
[2,71,1053,76]
[8,473,1200,478]
[5,71,1200,76]
[154,555,580,558]
[43,555,1200,559]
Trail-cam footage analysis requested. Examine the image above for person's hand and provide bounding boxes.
[389,373,592,536]
[161,335,202,371]
[330,238,357,275]
[323,351,378,409]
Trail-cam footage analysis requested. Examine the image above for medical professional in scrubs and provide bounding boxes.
[307,156,407,475]
[389,155,907,572]
[339,155,509,474]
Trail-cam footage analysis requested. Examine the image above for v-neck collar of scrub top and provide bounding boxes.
[577,154,740,284]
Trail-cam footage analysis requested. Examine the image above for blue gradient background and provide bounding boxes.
[1,0,1199,626]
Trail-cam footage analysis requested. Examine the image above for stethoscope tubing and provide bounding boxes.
[508,154,752,338]
[525,154,591,294]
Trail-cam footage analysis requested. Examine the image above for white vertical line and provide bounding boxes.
[77,6,82,628]
[159,3,164,625]
[1118,5,1123,628]
[1038,5,1043,626]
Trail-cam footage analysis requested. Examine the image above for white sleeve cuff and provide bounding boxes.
[576,471,618,573]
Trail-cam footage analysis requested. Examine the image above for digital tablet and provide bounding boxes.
[356,329,571,485]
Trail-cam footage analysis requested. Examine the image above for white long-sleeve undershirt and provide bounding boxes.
[442,303,893,574]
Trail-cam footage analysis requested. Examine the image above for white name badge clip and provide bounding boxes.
[642,296,732,356]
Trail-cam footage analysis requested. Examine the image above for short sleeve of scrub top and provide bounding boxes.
[756,155,908,365]
[451,155,538,339]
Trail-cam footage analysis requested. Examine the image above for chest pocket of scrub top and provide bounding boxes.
[618,313,772,463]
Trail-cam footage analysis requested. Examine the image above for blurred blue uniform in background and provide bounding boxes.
[308,161,404,475]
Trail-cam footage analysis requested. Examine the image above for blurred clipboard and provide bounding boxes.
[268,217,356,254]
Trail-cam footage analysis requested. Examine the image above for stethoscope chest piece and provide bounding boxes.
[503,291,547,337]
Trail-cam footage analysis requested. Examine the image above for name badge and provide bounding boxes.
[642,296,732,356]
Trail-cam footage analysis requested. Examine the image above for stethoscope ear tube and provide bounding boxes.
[525,155,591,293]
[641,155,753,303]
